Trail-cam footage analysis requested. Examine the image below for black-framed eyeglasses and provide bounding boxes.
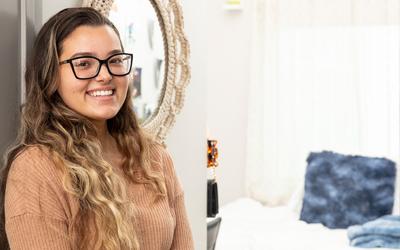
[59,52,133,80]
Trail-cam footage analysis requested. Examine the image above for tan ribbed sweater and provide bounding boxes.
[4,145,194,250]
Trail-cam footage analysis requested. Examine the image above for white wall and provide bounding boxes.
[37,0,207,249]
[166,1,207,249]
[205,0,253,206]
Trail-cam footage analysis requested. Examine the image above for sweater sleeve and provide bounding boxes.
[171,194,195,250]
[160,148,195,250]
[4,147,71,250]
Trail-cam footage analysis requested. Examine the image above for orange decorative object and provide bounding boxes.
[207,140,219,168]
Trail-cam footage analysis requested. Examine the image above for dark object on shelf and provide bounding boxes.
[207,179,219,217]
[207,217,222,250]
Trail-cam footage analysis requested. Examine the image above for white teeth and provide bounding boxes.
[88,90,113,97]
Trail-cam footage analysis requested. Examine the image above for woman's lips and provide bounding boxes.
[86,89,116,102]
[87,89,114,97]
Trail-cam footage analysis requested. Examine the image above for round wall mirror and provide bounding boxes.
[109,0,165,123]
[82,0,190,145]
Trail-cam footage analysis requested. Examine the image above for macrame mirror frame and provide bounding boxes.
[82,0,190,145]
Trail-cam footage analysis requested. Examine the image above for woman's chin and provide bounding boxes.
[87,110,120,122]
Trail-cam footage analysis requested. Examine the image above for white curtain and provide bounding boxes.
[246,0,400,206]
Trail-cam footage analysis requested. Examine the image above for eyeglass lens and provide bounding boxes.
[71,54,132,79]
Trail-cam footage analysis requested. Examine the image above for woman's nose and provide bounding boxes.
[95,63,112,82]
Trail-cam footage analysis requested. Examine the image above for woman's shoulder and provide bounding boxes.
[8,145,63,185]
[13,144,51,160]
[148,141,169,160]
[147,142,183,194]
[5,145,69,220]
[147,142,175,171]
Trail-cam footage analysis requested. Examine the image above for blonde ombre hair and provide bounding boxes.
[0,7,166,250]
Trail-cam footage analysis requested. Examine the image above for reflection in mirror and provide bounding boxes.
[109,0,164,123]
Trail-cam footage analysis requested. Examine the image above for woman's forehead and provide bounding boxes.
[60,25,122,58]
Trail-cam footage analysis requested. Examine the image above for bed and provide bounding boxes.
[215,151,399,250]
[216,198,397,250]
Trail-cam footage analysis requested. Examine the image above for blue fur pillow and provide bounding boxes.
[300,151,396,229]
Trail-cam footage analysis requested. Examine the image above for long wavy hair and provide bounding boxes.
[0,7,166,250]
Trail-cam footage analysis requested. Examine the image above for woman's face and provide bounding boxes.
[57,25,129,122]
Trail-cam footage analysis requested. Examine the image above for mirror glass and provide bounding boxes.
[109,0,165,122]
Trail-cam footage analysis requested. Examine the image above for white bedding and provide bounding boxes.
[216,198,396,250]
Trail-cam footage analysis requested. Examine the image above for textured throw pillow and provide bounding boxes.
[300,151,396,229]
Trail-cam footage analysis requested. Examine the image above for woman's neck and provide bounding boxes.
[92,120,114,151]
[91,120,122,168]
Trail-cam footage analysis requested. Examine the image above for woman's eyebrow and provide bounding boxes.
[107,49,123,56]
[69,51,95,58]
[69,49,123,59]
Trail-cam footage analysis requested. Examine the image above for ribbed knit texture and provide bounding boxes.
[4,145,194,250]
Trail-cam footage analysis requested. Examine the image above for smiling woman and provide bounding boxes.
[0,7,194,250]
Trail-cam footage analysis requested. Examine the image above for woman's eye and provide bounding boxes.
[73,60,93,68]
[109,57,124,64]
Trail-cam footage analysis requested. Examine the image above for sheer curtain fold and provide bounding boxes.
[246,0,400,207]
